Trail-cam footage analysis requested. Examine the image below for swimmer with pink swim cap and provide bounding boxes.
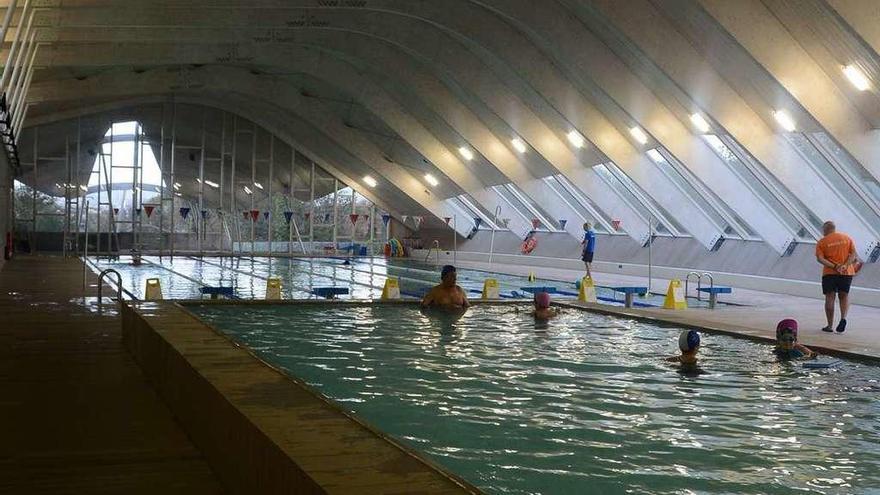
[774,318,816,360]
[531,291,560,320]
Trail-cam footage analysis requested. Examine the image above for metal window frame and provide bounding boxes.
[710,134,821,240]
[542,175,615,233]
[593,162,682,236]
[497,183,559,232]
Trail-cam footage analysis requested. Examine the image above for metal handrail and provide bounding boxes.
[684,271,701,299]
[700,272,714,299]
[97,268,122,306]
[424,239,440,265]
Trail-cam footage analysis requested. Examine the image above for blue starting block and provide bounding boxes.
[311,287,349,299]
[519,286,558,295]
[609,286,648,308]
[697,286,732,308]
[199,286,235,300]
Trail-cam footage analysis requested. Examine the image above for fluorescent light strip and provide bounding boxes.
[772,109,796,132]
[458,146,474,161]
[843,64,870,91]
[629,126,648,145]
[690,113,710,133]
[566,130,585,148]
[511,137,527,153]
[424,173,439,186]
[363,175,378,187]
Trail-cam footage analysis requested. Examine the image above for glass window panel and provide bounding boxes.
[593,162,679,235]
[647,148,752,238]
[453,195,500,230]
[785,133,880,229]
[543,175,610,233]
[499,183,559,231]
[704,135,818,240]
[811,132,880,207]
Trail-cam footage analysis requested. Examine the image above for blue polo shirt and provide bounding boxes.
[583,230,596,253]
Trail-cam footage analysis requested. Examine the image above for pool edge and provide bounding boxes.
[121,300,483,495]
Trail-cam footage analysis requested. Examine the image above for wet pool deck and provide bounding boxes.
[453,259,880,360]
[0,256,223,494]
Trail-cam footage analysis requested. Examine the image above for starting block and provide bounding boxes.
[381,278,401,300]
[199,286,235,300]
[663,279,687,310]
[697,286,732,309]
[312,287,349,299]
[145,278,163,300]
[578,276,597,303]
[610,286,647,308]
[482,278,500,299]
[265,277,282,300]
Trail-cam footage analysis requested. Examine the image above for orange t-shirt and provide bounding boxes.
[816,232,856,276]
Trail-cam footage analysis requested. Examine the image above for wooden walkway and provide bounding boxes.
[0,256,223,494]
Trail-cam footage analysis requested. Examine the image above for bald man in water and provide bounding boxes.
[421,265,469,311]
[815,221,857,333]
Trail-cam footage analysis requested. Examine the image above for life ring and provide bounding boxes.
[521,236,538,254]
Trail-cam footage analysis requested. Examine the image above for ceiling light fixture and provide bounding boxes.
[424,173,439,186]
[843,64,870,91]
[511,137,527,154]
[772,109,796,132]
[689,113,710,133]
[363,175,378,187]
[566,130,585,148]
[254,182,263,190]
[629,126,648,145]
[204,180,219,188]
[458,146,474,161]
[243,186,252,195]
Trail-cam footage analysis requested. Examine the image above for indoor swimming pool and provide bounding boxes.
[88,255,719,307]
[190,302,880,495]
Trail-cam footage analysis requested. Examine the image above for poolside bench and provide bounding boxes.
[311,287,349,299]
[199,286,235,300]
[697,286,732,309]
[609,286,648,309]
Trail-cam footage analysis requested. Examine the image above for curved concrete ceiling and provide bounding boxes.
[5,0,880,255]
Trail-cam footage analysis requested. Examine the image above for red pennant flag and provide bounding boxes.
[250,209,260,221]
[144,205,155,218]
[349,213,359,225]
[612,219,621,231]
[531,218,540,229]
[304,212,311,220]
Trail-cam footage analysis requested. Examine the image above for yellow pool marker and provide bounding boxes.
[578,276,597,303]
[482,278,499,299]
[381,277,401,300]
[663,279,687,310]
[528,271,537,282]
[266,277,282,300]
[144,278,163,300]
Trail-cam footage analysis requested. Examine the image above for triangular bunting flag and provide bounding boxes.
[243,211,250,220]
[250,209,260,222]
[144,205,155,218]
[401,215,409,225]
[531,218,540,229]
[349,213,359,225]
[263,211,270,220]
[381,214,391,227]
[444,217,451,225]
[179,207,191,220]
[612,219,621,231]
[304,212,311,220]
[113,208,119,216]
[283,211,293,224]
[201,210,208,219]
[413,216,423,230]
[474,217,483,228]
[323,213,331,223]
[363,215,369,223]
[559,219,567,230]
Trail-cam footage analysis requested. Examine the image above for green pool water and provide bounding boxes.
[190,303,880,494]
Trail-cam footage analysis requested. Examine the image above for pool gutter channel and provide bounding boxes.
[122,299,484,495]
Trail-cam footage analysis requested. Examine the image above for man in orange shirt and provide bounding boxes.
[815,221,857,333]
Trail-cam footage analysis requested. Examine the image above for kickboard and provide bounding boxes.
[802,359,842,369]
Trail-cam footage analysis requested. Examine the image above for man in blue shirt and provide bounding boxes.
[582,222,596,279]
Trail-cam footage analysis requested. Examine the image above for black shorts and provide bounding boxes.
[582,251,594,263]
[822,275,853,295]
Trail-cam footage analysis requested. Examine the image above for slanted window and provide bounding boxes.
[492,183,559,231]
[543,175,613,233]
[593,162,682,235]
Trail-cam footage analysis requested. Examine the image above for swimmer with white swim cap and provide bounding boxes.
[666,329,700,365]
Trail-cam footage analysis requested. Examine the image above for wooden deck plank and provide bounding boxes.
[0,255,224,494]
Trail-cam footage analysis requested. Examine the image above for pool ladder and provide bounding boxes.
[97,268,123,314]
[424,239,441,266]
[685,271,713,301]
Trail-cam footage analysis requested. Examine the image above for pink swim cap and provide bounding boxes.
[776,318,798,339]
[534,292,551,309]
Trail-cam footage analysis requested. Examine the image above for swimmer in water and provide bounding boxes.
[531,292,560,320]
[666,329,700,365]
[774,318,816,360]
[420,265,469,312]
